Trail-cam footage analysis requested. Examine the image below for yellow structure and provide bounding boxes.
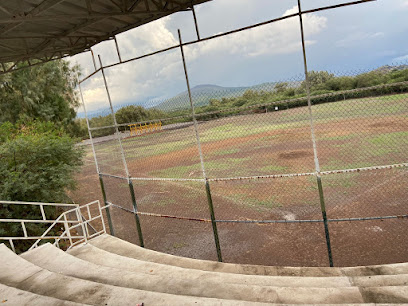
[129,121,162,136]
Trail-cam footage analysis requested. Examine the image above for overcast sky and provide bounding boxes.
[71,0,408,114]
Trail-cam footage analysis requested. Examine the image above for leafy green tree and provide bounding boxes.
[325,76,356,91]
[115,105,165,124]
[0,60,80,134]
[301,71,335,91]
[0,120,84,252]
[274,82,289,93]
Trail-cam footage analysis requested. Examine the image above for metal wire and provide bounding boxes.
[107,201,408,224]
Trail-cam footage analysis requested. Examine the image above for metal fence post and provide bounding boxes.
[99,175,115,236]
[78,78,115,236]
[98,55,145,244]
[190,0,201,40]
[129,180,145,247]
[178,29,223,262]
[297,0,333,267]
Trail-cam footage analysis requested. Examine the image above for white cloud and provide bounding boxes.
[74,5,328,112]
[186,6,327,59]
[118,17,177,59]
[402,0,408,7]
[391,54,408,63]
[336,31,384,48]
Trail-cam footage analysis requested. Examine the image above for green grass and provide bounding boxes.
[368,131,408,146]
[149,157,252,178]
[260,165,288,173]
[307,173,358,192]
[200,121,305,143]
[124,139,192,159]
[312,93,408,120]
[212,148,240,156]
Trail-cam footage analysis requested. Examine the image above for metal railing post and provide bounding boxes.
[178,29,223,262]
[63,214,73,247]
[76,208,88,243]
[297,0,333,267]
[97,200,107,234]
[9,239,15,253]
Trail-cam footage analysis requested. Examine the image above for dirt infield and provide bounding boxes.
[70,94,408,267]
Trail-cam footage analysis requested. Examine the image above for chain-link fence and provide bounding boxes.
[76,0,408,267]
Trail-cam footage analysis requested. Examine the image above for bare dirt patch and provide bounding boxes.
[278,150,313,160]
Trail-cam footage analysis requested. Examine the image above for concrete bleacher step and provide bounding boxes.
[21,243,368,304]
[67,243,408,288]
[0,244,270,305]
[1,233,408,304]
[89,234,408,277]
[0,283,84,306]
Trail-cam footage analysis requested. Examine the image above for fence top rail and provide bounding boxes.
[0,200,79,207]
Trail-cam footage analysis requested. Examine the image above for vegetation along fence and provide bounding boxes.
[77,0,408,267]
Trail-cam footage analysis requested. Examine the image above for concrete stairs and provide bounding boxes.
[0,234,407,305]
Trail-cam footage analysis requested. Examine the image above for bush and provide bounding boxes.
[0,121,84,252]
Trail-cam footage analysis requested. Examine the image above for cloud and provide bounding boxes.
[74,17,185,112]
[336,31,384,48]
[391,54,408,63]
[187,6,327,58]
[402,0,408,7]
[73,5,327,112]
[118,17,178,59]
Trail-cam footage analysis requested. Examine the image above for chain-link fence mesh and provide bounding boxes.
[75,0,408,267]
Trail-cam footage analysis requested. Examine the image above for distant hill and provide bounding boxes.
[154,83,281,111]
[154,84,248,111]
[374,65,408,73]
[77,82,284,117]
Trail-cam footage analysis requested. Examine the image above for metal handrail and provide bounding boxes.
[0,200,107,253]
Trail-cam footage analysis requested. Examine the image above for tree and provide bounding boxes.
[0,120,84,252]
[274,82,289,94]
[301,71,335,91]
[115,105,165,125]
[0,60,80,134]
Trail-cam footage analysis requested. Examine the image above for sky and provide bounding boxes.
[70,0,408,114]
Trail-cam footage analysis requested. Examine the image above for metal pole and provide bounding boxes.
[113,36,123,62]
[78,78,115,235]
[178,29,222,262]
[190,1,201,40]
[129,180,145,247]
[90,48,97,71]
[99,175,115,235]
[297,0,333,267]
[98,55,130,178]
[98,55,145,243]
